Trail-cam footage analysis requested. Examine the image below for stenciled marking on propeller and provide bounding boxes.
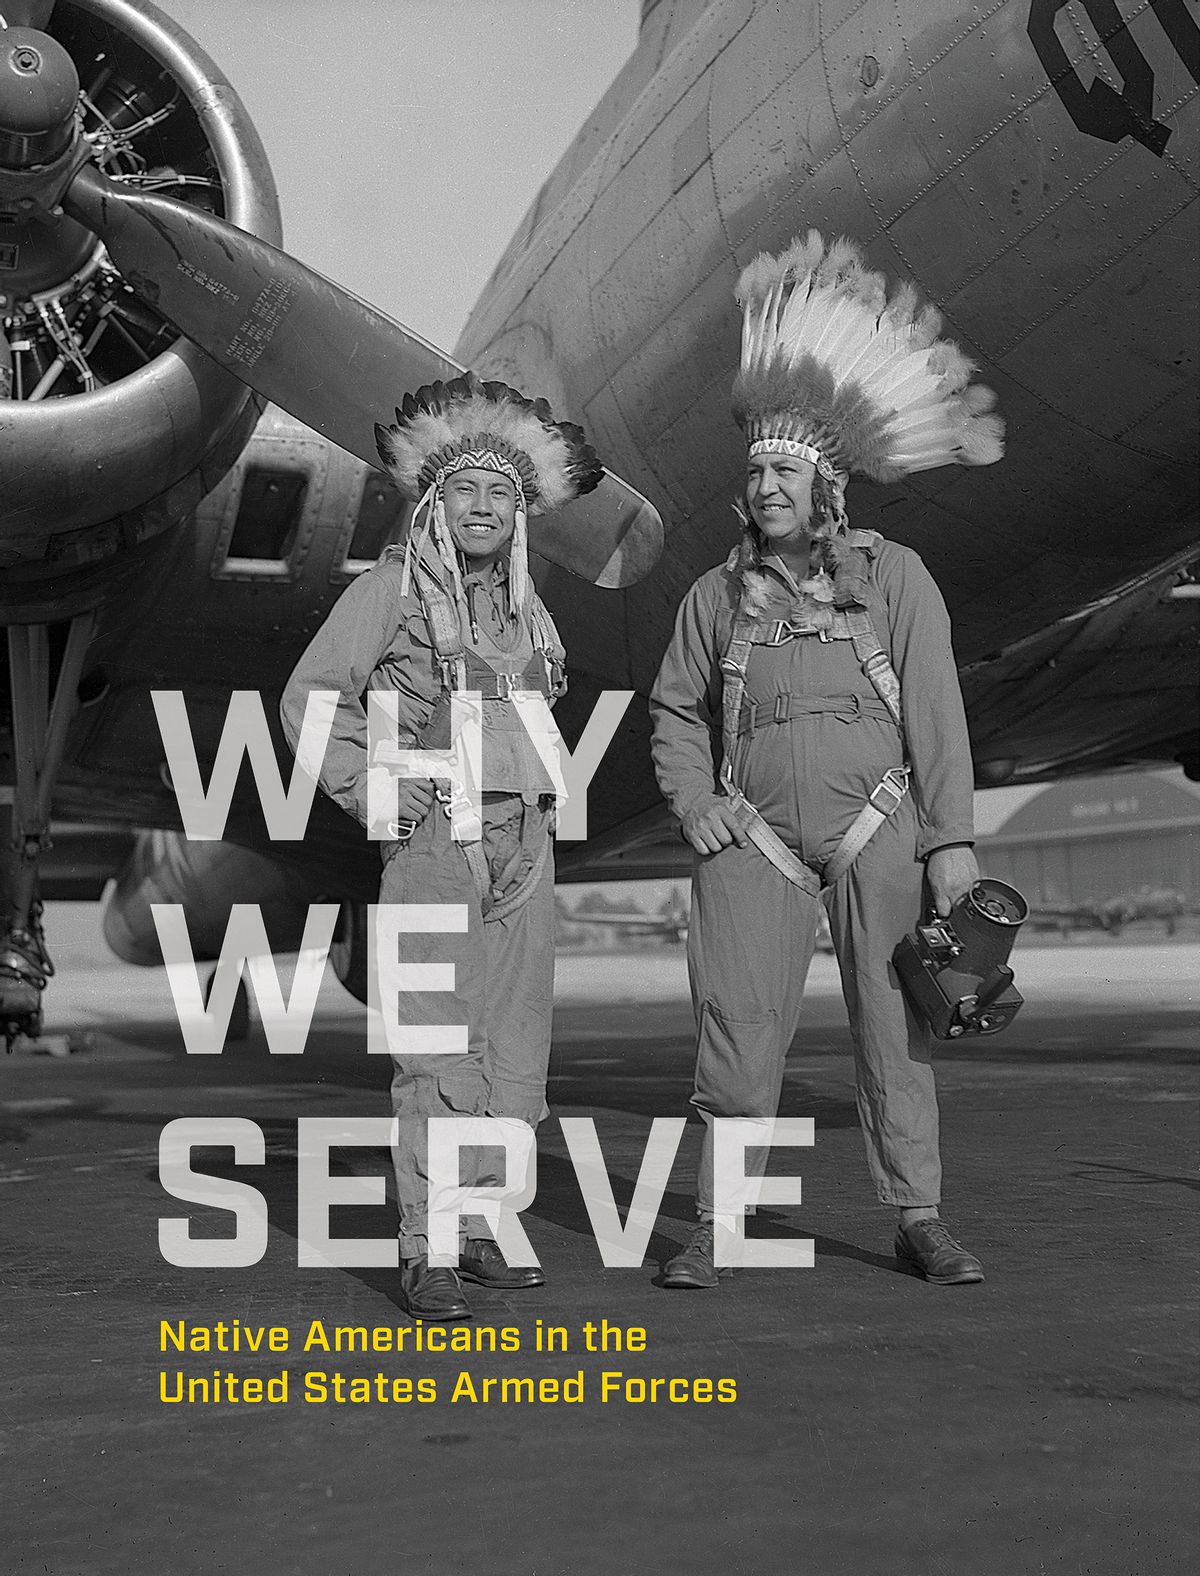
[174,256,239,305]
[226,277,296,371]
[134,208,239,304]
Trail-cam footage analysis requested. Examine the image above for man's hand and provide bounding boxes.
[681,797,750,855]
[925,843,979,917]
[392,778,436,826]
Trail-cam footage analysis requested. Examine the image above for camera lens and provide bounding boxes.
[965,879,1028,927]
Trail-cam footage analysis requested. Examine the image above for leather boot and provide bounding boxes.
[661,1221,732,1289]
[399,1256,472,1320]
[895,1218,985,1285]
[459,1237,545,1289]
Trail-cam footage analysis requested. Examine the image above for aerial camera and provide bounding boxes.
[893,878,1028,1040]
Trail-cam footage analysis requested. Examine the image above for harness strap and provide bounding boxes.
[528,599,568,698]
[403,563,561,918]
[718,620,824,895]
[461,668,555,701]
[717,617,756,794]
[822,766,911,885]
[843,607,903,729]
[725,790,821,898]
[410,561,466,685]
[738,691,894,737]
[716,546,911,890]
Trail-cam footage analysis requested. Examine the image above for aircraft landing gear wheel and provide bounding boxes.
[1,927,50,1052]
[3,1008,42,1054]
[202,968,251,1041]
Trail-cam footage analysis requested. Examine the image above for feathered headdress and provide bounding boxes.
[732,230,1004,486]
[374,373,603,618]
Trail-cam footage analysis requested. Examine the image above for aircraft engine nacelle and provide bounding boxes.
[103,831,318,967]
[326,899,371,1008]
[0,0,283,623]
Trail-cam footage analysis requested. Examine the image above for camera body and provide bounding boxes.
[893,878,1027,1040]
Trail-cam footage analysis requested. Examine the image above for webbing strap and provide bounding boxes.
[401,567,562,919]
[843,608,903,730]
[717,616,755,798]
[715,547,910,890]
[528,599,568,697]
[723,777,910,897]
[719,626,823,896]
[738,692,894,736]
[822,767,911,885]
[726,791,821,898]
[413,563,466,666]
[416,563,565,697]
[460,649,556,700]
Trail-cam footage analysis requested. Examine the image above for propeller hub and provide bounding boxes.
[0,27,79,170]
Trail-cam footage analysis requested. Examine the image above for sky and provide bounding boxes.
[163,0,641,351]
[156,1,675,902]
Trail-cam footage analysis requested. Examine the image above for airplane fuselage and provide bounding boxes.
[457,0,1198,791]
[3,0,1198,937]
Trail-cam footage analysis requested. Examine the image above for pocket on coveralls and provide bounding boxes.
[693,1001,784,1120]
[390,1066,488,1118]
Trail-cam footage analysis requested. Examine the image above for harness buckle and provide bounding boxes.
[388,819,418,843]
[832,693,863,721]
[773,693,789,723]
[492,672,514,700]
[869,767,910,817]
[433,784,455,819]
[768,618,813,645]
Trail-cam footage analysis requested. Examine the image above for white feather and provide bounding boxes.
[734,229,1004,479]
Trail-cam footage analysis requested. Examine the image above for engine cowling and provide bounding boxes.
[103,830,319,965]
[326,898,371,1007]
[103,831,373,1009]
[0,0,282,621]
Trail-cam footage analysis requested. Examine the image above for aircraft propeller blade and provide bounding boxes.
[0,2,56,27]
[62,163,662,588]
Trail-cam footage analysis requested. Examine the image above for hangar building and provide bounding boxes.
[975,770,1200,911]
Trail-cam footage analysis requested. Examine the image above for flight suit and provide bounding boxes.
[650,536,974,1211]
[280,552,559,1258]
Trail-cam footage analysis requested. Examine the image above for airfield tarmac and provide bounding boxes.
[4,906,1198,1576]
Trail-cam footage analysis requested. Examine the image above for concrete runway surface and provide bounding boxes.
[4,905,1197,1576]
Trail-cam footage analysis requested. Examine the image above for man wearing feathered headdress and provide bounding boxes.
[281,373,602,1320]
[650,232,1004,1290]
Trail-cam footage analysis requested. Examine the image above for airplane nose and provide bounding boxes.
[0,27,79,170]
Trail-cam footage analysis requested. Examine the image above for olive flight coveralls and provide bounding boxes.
[281,550,560,1259]
[650,535,975,1211]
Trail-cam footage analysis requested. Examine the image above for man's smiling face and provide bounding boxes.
[442,467,519,564]
[745,453,817,551]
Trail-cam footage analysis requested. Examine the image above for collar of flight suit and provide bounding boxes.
[755,528,880,614]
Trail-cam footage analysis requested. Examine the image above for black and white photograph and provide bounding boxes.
[4,1,1197,1572]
